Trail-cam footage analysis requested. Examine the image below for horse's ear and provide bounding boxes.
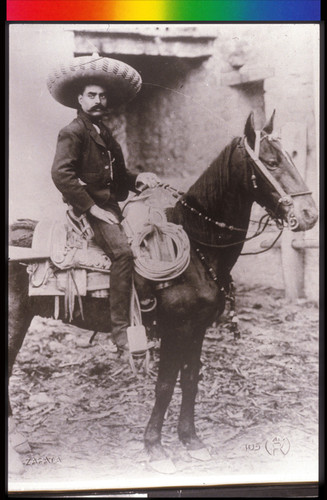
[263,109,276,135]
[244,112,256,148]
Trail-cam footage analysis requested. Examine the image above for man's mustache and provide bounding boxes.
[90,105,106,111]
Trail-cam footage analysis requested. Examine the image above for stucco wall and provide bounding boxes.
[120,47,266,178]
[9,24,319,300]
[222,24,320,300]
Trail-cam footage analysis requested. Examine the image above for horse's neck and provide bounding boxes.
[170,139,253,278]
[173,139,253,239]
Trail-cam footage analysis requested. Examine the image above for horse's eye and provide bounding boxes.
[265,159,278,170]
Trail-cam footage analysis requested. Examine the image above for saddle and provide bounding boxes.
[26,188,190,322]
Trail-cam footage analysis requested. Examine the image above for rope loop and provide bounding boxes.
[131,221,190,281]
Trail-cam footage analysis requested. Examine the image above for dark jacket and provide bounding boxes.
[51,111,137,215]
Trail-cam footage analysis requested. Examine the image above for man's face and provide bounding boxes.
[78,84,108,118]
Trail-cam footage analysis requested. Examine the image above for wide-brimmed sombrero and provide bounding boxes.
[47,54,142,109]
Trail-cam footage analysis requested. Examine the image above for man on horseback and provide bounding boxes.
[48,55,160,353]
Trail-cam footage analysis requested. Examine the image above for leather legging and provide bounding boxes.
[88,213,133,347]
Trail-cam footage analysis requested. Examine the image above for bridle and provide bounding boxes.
[159,131,313,289]
[159,130,312,253]
[189,131,313,288]
[244,131,312,229]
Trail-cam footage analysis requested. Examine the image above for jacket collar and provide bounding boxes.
[77,110,107,148]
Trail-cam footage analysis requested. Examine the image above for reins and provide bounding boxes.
[158,177,282,255]
[160,183,273,235]
[158,181,282,255]
[158,130,311,255]
[186,213,275,250]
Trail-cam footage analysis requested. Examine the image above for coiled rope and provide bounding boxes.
[131,221,191,281]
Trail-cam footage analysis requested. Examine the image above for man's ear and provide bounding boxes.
[77,94,83,106]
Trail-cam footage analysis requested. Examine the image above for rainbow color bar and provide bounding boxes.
[6,1,321,21]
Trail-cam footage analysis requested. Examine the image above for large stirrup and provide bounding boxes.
[127,280,151,376]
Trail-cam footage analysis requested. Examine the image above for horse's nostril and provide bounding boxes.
[302,209,318,227]
[303,209,314,222]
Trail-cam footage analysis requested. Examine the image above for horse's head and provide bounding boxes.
[244,111,318,232]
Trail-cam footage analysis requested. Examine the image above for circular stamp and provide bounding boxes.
[265,435,291,456]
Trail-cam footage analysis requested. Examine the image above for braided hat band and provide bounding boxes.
[47,55,142,109]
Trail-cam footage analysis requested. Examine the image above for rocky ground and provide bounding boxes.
[8,284,319,493]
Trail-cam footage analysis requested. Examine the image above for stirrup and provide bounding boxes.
[127,324,148,354]
[126,324,154,375]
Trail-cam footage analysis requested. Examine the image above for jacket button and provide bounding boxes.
[104,165,109,169]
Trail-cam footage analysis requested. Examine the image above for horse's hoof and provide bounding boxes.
[9,432,31,454]
[8,416,31,454]
[187,447,212,461]
[8,445,25,475]
[149,458,177,474]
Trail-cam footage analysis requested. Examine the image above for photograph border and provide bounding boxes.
[5,2,324,498]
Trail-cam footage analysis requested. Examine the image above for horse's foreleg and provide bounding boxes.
[144,331,181,462]
[178,331,206,452]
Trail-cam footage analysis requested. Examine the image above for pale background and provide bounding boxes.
[8,23,320,297]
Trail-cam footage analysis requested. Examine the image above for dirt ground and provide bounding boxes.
[8,284,319,493]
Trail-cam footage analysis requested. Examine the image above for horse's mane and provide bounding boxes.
[185,137,242,210]
[172,136,247,245]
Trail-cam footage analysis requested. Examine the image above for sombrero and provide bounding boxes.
[47,54,142,109]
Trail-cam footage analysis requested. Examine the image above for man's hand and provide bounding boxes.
[135,172,161,192]
[89,205,119,224]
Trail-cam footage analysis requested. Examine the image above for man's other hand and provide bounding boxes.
[135,172,161,192]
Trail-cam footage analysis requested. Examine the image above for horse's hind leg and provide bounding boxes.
[178,330,207,452]
[8,262,33,460]
[144,329,181,462]
[8,263,33,408]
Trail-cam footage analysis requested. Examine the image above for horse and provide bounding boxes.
[8,111,318,473]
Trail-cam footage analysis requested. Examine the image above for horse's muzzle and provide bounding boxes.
[287,196,318,232]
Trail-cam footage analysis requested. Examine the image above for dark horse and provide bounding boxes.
[8,112,318,472]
